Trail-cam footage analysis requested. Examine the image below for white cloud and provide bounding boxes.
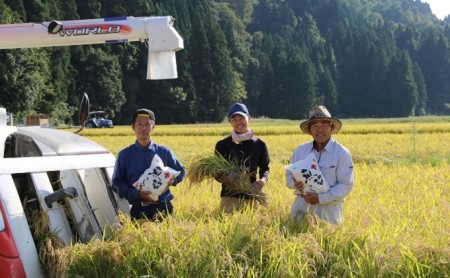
[420,0,450,20]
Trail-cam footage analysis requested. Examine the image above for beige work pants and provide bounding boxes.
[219,194,267,214]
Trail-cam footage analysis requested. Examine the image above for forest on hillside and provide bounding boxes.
[0,0,449,125]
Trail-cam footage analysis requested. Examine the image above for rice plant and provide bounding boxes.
[186,152,253,195]
[51,117,450,277]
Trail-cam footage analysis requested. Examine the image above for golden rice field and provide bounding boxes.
[57,117,449,277]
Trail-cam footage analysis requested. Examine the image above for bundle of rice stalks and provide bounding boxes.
[187,153,252,194]
[31,210,67,276]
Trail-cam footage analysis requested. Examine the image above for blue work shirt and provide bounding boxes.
[112,141,185,219]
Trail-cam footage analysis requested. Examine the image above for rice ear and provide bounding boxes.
[186,152,252,194]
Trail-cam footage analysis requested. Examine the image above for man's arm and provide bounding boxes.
[318,152,354,204]
[258,141,270,180]
[254,141,270,190]
[214,140,235,184]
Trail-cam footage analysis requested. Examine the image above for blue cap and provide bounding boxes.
[228,103,249,118]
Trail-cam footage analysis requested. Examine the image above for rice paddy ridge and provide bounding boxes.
[71,117,450,137]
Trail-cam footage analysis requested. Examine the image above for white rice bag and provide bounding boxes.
[135,154,180,201]
[285,153,330,193]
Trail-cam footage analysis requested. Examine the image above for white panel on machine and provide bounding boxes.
[0,16,183,80]
[30,172,73,246]
[0,175,43,278]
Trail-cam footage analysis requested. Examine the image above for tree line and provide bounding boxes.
[0,0,449,125]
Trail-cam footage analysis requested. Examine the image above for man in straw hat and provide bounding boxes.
[286,105,354,224]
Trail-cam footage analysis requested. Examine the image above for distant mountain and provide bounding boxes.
[1,0,449,124]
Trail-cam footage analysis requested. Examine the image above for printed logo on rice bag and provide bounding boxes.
[285,153,330,193]
[135,154,180,201]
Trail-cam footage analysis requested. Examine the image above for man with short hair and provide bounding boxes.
[215,103,270,213]
[112,108,185,220]
[286,106,354,224]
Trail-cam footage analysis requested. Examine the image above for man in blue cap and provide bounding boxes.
[214,103,270,213]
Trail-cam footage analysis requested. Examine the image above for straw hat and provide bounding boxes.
[300,106,342,135]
